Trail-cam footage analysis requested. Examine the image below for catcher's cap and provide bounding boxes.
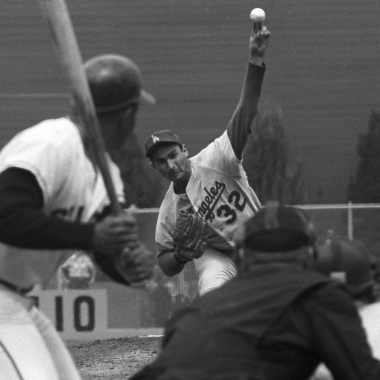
[84,54,156,113]
[239,204,316,252]
[314,236,374,297]
[145,129,182,159]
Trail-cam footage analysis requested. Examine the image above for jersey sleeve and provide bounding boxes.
[227,62,266,160]
[192,63,266,177]
[157,244,186,276]
[0,119,78,206]
[0,167,94,250]
[192,131,246,178]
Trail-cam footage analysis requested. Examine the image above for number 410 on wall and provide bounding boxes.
[29,289,108,335]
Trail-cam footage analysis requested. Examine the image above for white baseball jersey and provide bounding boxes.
[154,62,265,295]
[156,131,261,254]
[0,117,124,289]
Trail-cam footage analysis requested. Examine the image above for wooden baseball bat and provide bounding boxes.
[38,0,122,215]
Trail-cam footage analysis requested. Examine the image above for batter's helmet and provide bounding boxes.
[239,204,316,252]
[314,236,374,297]
[84,54,156,113]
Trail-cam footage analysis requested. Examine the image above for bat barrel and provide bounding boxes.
[38,0,122,215]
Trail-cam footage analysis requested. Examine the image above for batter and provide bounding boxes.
[0,54,155,379]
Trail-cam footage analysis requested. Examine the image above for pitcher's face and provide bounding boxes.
[151,144,191,185]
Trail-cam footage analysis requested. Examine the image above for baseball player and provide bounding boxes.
[144,24,270,296]
[311,236,380,380]
[0,55,155,379]
[130,205,380,380]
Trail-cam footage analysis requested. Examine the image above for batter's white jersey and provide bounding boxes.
[156,131,261,253]
[0,117,124,288]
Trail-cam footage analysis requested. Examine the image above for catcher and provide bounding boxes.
[145,22,270,296]
[130,205,380,380]
[311,236,380,380]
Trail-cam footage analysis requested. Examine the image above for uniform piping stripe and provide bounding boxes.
[0,340,24,380]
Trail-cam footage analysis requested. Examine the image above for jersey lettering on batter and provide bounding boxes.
[51,206,85,222]
[197,181,247,224]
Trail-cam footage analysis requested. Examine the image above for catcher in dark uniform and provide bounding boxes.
[130,204,380,380]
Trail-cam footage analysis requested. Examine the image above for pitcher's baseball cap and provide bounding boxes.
[145,130,182,159]
[240,204,316,252]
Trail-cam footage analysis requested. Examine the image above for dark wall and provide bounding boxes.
[1,0,380,203]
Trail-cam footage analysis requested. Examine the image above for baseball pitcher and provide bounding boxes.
[145,24,270,296]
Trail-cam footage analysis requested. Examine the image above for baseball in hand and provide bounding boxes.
[250,8,265,23]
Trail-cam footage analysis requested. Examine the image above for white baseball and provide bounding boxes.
[250,8,265,23]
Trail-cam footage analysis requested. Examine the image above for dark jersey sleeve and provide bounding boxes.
[0,167,94,250]
[227,62,266,160]
[157,245,186,277]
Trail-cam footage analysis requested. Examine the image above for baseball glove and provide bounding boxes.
[170,210,209,261]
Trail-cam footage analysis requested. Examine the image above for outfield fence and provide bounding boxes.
[298,203,380,256]
[44,203,380,336]
[138,202,380,256]
[133,203,380,322]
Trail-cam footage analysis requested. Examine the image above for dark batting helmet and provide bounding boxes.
[84,54,155,113]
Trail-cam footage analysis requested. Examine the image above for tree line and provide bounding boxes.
[119,103,380,208]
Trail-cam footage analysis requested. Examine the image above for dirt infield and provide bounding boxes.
[68,336,325,380]
[69,336,161,379]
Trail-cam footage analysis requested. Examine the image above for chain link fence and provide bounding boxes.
[132,204,380,325]
[300,203,380,258]
[55,204,380,328]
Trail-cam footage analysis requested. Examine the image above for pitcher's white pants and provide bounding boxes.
[0,287,81,380]
[194,247,237,296]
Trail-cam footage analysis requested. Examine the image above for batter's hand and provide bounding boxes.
[92,211,139,256]
[249,26,270,64]
[116,244,155,288]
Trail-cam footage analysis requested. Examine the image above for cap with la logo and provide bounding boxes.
[145,130,182,159]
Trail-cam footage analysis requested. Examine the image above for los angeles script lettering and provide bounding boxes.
[197,181,225,221]
[196,181,247,224]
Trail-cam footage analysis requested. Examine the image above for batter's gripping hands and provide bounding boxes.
[171,210,209,261]
[93,241,155,288]
[115,244,155,288]
[92,206,154,287]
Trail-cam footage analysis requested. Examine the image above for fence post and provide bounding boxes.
[347,201,353,240]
